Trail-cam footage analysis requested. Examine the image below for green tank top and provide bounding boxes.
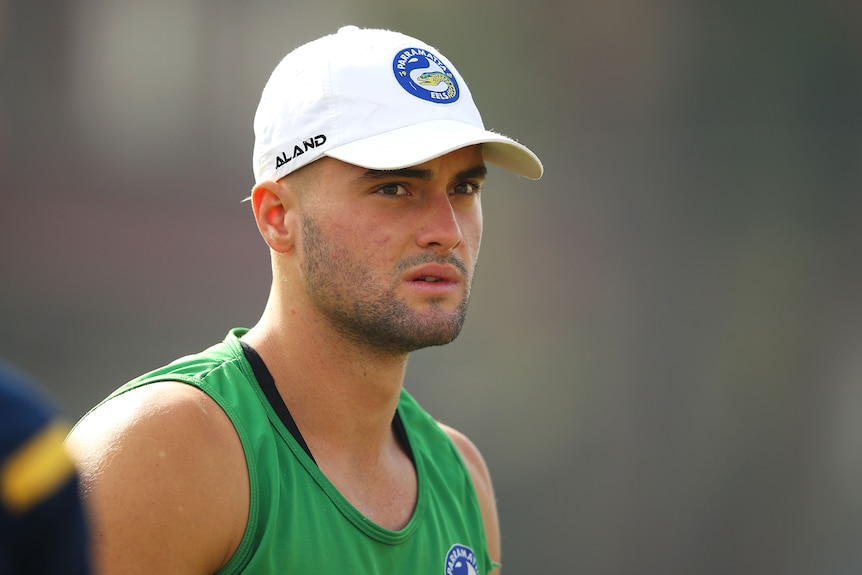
[101,328,493,574]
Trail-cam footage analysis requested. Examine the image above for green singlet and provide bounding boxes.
[96,328,493,574]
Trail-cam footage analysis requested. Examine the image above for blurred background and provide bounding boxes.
[2,0,861,572]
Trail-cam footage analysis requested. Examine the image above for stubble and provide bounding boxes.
[300,214,473,355]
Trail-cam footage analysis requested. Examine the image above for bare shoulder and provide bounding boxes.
[437,422,502,570]
[437,423,492,488]
[66,381,249,574]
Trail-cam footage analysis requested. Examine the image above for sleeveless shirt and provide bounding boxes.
[94,328,493,574]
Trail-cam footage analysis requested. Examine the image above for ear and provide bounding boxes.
[250,180,297,253]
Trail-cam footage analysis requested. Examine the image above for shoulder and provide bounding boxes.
[437,422,501,569]
[0,363,76,512]
[68,381,241,478]
[67,381,249,574]
[0,363,91,572]
[71,379,232,435]
[437,423,491,486]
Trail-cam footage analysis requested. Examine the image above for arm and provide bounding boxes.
[439,423,502,573]
[65,382,249,575]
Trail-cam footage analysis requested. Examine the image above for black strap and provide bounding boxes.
[241,341,316,463]
[392,405,414,462]
[240,341,413,465]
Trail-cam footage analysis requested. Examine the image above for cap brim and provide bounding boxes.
[324,119,543,179]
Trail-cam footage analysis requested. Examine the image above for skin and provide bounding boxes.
[66,145,501,573]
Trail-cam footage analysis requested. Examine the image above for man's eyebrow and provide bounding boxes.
[357,167,434,182]
[455,165,488,181]
[356,164,488,182]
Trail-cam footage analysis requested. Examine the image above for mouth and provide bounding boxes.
[407,264,460,284]
[403,264,463,296]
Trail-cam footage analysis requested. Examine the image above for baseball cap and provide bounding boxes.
[252,25,543,185]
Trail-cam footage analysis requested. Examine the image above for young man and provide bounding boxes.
[67,26,543,574]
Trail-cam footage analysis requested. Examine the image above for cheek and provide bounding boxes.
[462,208,483,253]
[327,217,399,268]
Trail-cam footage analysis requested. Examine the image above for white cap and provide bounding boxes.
[252,26,543,185]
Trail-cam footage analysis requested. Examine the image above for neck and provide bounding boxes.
[241,293,410,461]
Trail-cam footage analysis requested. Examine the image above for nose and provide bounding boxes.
[415,193,463,252]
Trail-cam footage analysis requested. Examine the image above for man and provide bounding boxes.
[67,25,542,574]
[0,360,91,574]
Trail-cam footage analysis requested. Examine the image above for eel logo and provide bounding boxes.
[392,47,460,104]
[417,72,456,99]
[445,544,478,575]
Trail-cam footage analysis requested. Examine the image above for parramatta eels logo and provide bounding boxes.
[392,47,460,104]
[445,544,478,575]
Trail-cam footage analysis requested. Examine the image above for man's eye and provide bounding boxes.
[376,183,407,196]
[452,182,481,195]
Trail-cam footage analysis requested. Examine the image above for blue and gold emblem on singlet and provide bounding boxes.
[445,543,478,575]
[392,47,460,104]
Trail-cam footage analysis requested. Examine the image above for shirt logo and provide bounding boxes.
[392,47,460,104]
[445,544,478,575]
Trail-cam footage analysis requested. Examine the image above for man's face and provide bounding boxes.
[295,145,485,355]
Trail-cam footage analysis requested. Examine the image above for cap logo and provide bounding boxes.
[392,48,460,104]
[274,134,327,171]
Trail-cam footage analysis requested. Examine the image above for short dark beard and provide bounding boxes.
[300,215,472,355]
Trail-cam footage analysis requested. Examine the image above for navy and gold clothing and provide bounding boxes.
[0,361,90,574]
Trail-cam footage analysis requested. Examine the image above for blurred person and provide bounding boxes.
[0,360,90,574]
[66,25,542,574]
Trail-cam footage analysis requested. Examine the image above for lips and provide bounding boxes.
[407,264,460,284]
